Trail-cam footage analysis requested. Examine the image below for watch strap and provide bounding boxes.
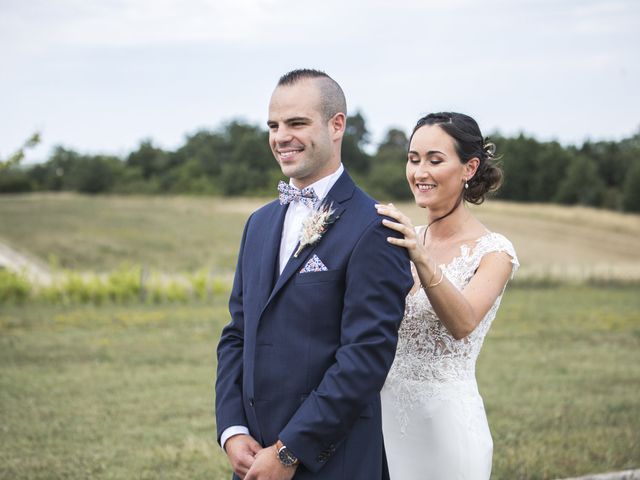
[275,439,299,466]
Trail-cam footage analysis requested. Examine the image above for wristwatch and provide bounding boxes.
[275,439,299,467]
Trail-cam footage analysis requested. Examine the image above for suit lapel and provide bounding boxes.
[257,202,288,308]
[263,170,355,308]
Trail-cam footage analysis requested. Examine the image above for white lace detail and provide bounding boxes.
[385,231,518,433]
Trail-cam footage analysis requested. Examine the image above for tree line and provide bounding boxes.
[2,113,639,212]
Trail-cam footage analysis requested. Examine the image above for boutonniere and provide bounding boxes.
[294,202,338,258]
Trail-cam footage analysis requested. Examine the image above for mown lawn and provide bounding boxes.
[1,287,639,479]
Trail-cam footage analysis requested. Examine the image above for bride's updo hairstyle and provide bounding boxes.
[409,112,503,205]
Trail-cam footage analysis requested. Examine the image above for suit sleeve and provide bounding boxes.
[215,215,252,444]
[279,216,413,471]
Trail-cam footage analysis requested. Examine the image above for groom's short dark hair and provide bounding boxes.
[277,68,347,121]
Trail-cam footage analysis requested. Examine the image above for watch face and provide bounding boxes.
[278,447,297,466]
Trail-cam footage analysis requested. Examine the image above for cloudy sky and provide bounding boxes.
[1,0,638,163]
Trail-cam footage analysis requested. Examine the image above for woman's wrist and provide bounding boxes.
[414,254,435,280]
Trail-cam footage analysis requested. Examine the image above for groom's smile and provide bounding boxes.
[276,146,305,163]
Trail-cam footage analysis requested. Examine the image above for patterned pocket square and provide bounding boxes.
[300,254,329,273]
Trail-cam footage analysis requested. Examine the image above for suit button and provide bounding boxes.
[249,398,255,407]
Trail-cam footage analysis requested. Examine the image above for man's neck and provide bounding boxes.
[291,163,342,190]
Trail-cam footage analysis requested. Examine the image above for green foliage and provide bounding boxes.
[1,267,231,306]
[3,119,640,212]
[366,148,412,201]
[363,128,411,201]
[622,160,640,212]
[0,270,31,303]
[73,155,123,194]
[554,154,606,206]
[0,132,40,172]
[0,169,34,192]
[342,112,372,174]
[126,140,169,180]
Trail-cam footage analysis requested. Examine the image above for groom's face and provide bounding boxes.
[267,80,337,189]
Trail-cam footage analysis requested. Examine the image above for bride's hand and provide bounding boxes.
[376,203,426,265]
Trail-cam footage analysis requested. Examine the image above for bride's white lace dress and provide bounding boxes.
[381,231,518,480]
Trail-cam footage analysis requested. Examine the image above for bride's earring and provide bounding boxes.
[464,179,469,189]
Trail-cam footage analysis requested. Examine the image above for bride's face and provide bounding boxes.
[406,125,469,210]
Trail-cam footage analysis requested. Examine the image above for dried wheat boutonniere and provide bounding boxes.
[293,202,338,258]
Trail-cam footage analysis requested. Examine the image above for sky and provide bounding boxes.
[1,0,639,163]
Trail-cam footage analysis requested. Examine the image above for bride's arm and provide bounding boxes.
[376,203,513,340]
[412,251,513,339]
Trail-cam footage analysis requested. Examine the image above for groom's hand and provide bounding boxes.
[225,434,262,479]
[244,445,297,480]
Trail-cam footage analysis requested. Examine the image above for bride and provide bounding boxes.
[376,112,518,479]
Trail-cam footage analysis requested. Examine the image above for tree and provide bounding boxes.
[0,132,40,172]
[38,147,83,191]
[622,160,640,212]
[342,112,371,175]
[554,155,605,206]
[365,128,412,201]
[494,134,541,201]
[528,141,571,202]
[126,140,169,180]
[345,111,370,147]
[70,155,122,194]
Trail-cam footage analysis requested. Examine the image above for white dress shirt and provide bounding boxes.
[220,163,344,450]
[278,163,344,273]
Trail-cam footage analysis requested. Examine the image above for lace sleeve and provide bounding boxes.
[475,232,519,279]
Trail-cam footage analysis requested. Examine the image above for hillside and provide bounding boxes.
[1,193,639,281]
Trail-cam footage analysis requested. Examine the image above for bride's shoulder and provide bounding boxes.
[478,231,515,249]
[476,231,519,273]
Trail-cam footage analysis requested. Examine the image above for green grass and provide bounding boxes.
[0,302,233,480]
[478,287,640,479]
[1,287,639,479]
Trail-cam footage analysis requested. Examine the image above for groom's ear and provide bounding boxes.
[329,112,346,140]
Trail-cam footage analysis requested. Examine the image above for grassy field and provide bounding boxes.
[1,287,639,480]
[1,194,639,478]
[1,193,640,282]
[0,193,253,273]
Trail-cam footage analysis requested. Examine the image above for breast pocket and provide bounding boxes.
[294,269,341,285]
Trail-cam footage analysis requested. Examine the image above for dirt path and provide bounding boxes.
[0,240,52,284]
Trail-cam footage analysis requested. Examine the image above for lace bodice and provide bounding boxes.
[383,232,518,433]
[387,231,519,386]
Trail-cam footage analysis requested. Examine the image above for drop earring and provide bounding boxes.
[464,179,469,189]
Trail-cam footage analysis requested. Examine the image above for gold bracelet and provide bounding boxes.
[426,258,438,286]
[427,267,444,288]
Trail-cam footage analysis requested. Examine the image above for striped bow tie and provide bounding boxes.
[278,181,319,209]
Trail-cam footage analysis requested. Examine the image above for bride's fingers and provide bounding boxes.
[382,208,413,230]
[386,236,412,248]
[382,218,416,238]
[381,218,413,236]
[375,204,403,220]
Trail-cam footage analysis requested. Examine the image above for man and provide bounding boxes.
[215,69,413,479]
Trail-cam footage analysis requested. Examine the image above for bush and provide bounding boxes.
[0,270,31,303]
[1,266,232,305]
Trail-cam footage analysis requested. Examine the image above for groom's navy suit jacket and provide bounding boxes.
[216,171,413,479]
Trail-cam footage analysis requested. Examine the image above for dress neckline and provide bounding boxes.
[408,229,493,297]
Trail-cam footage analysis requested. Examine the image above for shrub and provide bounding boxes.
[0,270,31,303]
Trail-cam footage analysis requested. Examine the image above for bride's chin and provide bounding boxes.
[413,195,431,209]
